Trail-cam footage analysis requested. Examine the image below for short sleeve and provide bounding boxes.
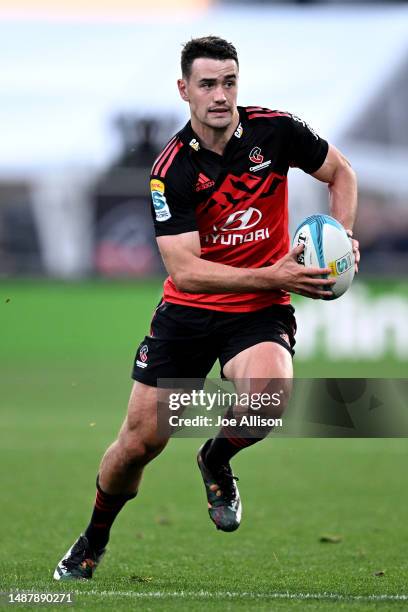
[150,174,198,237]
[286,114,329,174]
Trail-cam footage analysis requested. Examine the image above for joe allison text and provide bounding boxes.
[168,415,283,428]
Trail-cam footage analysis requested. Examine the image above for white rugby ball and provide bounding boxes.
[292,214,355,300]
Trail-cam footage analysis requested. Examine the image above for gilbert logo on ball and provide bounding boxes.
[292,214,355,300]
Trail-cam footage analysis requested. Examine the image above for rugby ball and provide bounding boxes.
[292,214,355,300]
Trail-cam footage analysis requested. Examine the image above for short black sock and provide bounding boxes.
[204,435,261,471]
[204,401,276,469]
[84,476,136,552]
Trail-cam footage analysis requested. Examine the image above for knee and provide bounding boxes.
[117,382,170,467]
[118,423,168,467]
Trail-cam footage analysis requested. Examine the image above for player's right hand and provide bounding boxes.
[270,244,336,299]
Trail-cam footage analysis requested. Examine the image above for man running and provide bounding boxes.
[54,35,359,580]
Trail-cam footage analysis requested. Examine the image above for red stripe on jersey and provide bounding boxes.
[151,136,177,175]
[159,141,183,178]
[248,112,291,120]
[246,106,273,112]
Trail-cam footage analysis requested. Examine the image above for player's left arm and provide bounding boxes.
[312,144,360,272]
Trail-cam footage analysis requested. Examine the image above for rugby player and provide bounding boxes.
[54,36,359,580]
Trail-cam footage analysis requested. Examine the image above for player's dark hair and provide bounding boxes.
[181,36,239,79]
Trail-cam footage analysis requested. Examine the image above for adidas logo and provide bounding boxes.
[195,173,215,192]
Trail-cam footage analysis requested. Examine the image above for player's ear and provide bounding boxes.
[177,78,189,102]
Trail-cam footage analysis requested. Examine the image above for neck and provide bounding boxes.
[191,109,240,156]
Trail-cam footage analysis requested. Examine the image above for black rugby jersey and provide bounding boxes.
[149,106,328,312]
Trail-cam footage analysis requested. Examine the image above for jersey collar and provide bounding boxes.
[179,107,246,155]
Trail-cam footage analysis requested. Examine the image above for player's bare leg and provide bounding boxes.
[98,382,170,495]
[54,382,170,580]
[223,341,293,381]
[198,342,292,532]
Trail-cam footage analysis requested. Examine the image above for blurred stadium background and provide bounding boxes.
[1,1,408,607]
[1,0,408,376]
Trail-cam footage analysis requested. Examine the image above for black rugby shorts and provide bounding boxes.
[132,300,297,387]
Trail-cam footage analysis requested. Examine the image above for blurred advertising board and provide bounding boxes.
[293,282,408,363]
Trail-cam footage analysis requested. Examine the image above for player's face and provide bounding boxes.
[178,58,239,131]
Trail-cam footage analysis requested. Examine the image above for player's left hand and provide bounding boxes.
[346,230,360,273]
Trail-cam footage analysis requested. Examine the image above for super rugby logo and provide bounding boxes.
[150,179,171,222]
[328,253,353,276]
[215,207,262,232]
[249,147,264,164]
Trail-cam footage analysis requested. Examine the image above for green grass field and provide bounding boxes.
[1,281,408,610]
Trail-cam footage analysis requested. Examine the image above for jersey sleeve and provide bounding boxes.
[149,173,198,237]
[285,114,329,174]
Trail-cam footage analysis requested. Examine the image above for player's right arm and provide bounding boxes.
[157,231,335,299]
